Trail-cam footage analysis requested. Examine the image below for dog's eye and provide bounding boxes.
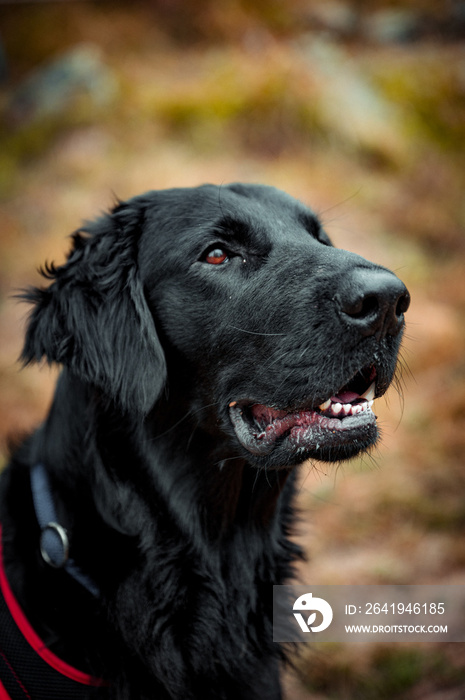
[203,247,230,265]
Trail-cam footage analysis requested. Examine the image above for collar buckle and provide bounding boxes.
[31,464,100,597]
[40,522,69,568]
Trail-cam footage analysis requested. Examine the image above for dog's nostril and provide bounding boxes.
[344,295,379,320]
[396,290,411,317]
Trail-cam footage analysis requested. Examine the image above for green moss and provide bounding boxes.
[369,52,465,154]
[367,647,424,698]
[299,645,424,699]
[122,54,321,155]
[0,89,115,197]
[299,645,465,700]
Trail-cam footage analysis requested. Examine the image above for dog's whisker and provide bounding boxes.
[186,425,198,452]
[227,324,286,337]
[317,189,362,220]
[213,455,244,468]
[263,466,273,489]
[217,182,226,219]
[262,347,296,372]
[252,466,262,492]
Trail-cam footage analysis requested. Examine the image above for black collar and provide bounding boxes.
[31,463,100,598]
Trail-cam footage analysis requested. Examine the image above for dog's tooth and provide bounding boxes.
[331,402,342,415]
[319,399,331,411]
[343,404,351,415]
[360,382,375,402]
[368,400,374,408]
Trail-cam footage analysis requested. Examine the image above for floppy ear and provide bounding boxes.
[20,199,166,415]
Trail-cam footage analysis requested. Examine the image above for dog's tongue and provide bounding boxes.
[251,405,289,424]
[250,404,307,444]
[331,390,360,403]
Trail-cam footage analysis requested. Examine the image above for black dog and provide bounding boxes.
[0,184,409,699]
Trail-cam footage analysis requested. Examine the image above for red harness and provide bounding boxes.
[0,525,109,699]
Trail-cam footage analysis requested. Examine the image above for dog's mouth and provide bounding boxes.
[229,364,380,464]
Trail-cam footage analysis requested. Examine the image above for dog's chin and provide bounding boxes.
[229,401,378,468]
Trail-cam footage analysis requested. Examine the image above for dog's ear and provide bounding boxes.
[20,199,166,415]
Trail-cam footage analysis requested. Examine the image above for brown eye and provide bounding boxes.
[205,248,229,265]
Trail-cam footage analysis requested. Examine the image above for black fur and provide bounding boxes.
[0,184,409,699]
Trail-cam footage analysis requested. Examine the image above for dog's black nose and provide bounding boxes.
[338,269,410,339]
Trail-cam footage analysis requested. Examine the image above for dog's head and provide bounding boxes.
[21,184,409,468]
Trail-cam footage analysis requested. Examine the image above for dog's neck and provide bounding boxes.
[35,371,292,540]
[10,370,297,686]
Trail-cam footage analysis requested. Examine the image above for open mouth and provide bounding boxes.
[229,365,379,462]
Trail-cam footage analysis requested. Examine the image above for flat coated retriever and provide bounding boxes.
[0,184,409,699]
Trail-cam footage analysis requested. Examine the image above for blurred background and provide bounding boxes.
[0,1,464,697]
